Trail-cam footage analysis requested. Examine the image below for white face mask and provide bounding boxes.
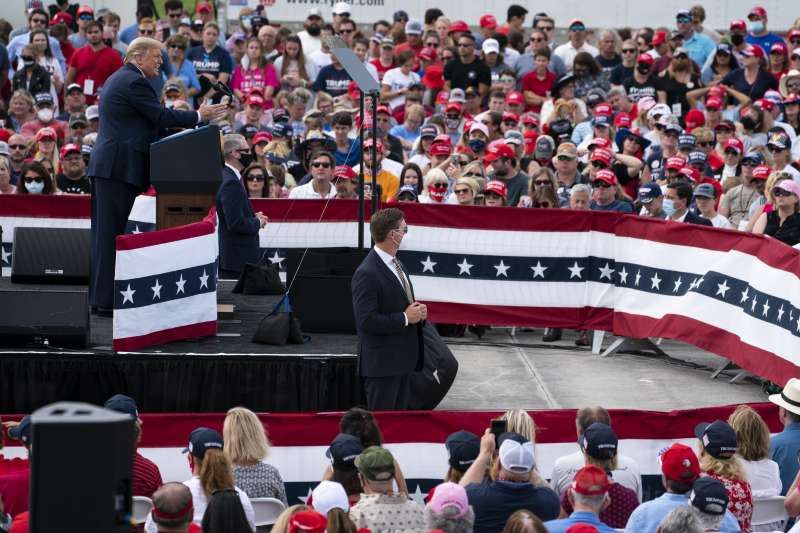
[37,108,54,122]
[165,99,176,108]
[26,180,45,194]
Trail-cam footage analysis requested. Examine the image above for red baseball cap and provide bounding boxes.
[523,130,538,154]
[588,137,611,151]
[422,65,444,89]
[590,148,613,166]
[679,166,700,183]
[705,97,723,110]
[724,138,744,154]
[50,11,74,26]
[419,47,436,62]
[247,95,265,108]
[375,104,391,116]
[445,102,463,114]
[684,109,705,131]
[637,53,654,66]
[430,135,452,156]
[435,90,450,105]
[484,179,508,199]
[660,443,700,483]
[707,85,726,99]
[748,6,767,19]
[196,2,213,14]
[592,169,617,185]
[502,112,519,124]
[505,91,524,106]
[479,14,497,29]
[76,5,94,17]
[449,20,469,33]
[363,137,384,153]
[593,103,613,117]
[35,127,57,142]
[572,465,610,496]
[347,81,360,102]
[287,511,327,533]
[771,41,788,55]
[334,165,357,181]
[666,156,687,170]
[523,114,539,127]
[756,98,775,112]
[485,140,516,162]
[789,29,800,42]
[253,131,273,145]
[752,164,772,180]
[729,19,746,31]
[59,143,81,158]
[742,45,765,59]
[651,31,667,46]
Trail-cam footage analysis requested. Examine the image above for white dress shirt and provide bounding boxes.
[288,179,336,199]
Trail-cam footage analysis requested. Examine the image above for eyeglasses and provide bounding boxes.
[9,144,26,150]
[311,161,331,168]
[622,48,637,53]
[246,174,265,181]
[592,181,612,188]
[773,188,793,197]
[454,188,471,194]
[168,44,185,50]
[31,18,47,24]
[538,25,554,31]
[138,28,154,35]
[425,41,438,47]
[38,137,55,143]
[534,180,552,186]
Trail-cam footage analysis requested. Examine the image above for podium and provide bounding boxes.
[150,125,223,230]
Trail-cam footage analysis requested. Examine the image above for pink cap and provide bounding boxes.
[776,179,800,196]
[429,482,469,519]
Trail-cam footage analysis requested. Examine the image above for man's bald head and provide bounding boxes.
[152,482,193,532]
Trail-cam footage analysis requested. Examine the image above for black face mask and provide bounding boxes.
[740,116,758,131]
[239,151,253,168]
[636,64,651,75]
[730,34,744,46]
[307,25,321,37]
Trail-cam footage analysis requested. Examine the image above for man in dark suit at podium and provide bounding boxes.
[217,134,268,278]
[351,208,426,410]
[87,37,227,315]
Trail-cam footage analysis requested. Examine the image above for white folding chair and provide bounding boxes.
[751,495,788,532]
[132,496,153,525]
[251,497,286,527]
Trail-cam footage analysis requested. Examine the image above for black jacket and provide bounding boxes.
[351,249,424,378]
[684,210,714,226]
[12,64,51,97]
[216,165,261,273]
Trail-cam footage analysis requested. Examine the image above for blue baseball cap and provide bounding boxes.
[183,427,224,459]
[397,184,418,199]
[688,151,707,166]
[445,430,480,472]
[694,420,737,459]
[103,394,139,418]
[270,122,292,138]
[742,151,763,164]
[591,115,611,128]
[638,182,663,204]
[8,416,32,445]
[326,433,364,470]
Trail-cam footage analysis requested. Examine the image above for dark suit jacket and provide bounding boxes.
[685,210,714,226]
[87,63,198,192]
[351,248,424,378]
[216,165,261,272]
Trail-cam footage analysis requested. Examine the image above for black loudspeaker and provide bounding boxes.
[0,288,89,348]
[30,402,136,533]
[286,248,368,334]
[11,227,90,284]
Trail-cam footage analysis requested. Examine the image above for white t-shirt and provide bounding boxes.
[144,476,255,532]
[297,31,321,56]
[381,67,421,111]
[740,457,782,498]
[550,450,643,502]
[308,49,332,74]
[288,180,336,199]
[704,213,734,229]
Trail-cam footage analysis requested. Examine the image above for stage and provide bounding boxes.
[0,279,362,413]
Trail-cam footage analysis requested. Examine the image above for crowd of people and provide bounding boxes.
[1,2,800,248]
[1,379,800,532]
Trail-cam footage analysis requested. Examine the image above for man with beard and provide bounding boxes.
[56,144,91,195]
[65,21,123,104]
[298,9,324,56]
[333,165,358,199]
[623,54,659,103]
[486,141,528,207]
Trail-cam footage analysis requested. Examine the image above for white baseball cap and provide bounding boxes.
[499,438,535,473]
[311,481,349,515]
[482,38,500,55]
[332,2,351,15]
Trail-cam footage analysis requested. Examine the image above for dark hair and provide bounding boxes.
[332,466,363,497]
[201,489,251,533]
[28,29,53,60]
[398,49,416,65]
[164,0,184,13]
[576,406,611,435]
[508,30,525,53]
[48,23,68,41]
[281,36,309,81]
[268,164,286,188]
[487,111,503,127]
[400,162,423,194]
[458,33,476,43]
[308,150,334,167]
[369,208,404,244]
[507,4,528,22]
[340,407,384,447]
[424,8,444,25]
[574,51,601,76]
[493,32,509,49]
[533,46,551,60]
[331,111,353,127]
[352,36,369,49]
[339,18,356,31]
[243,163,268,197]
[372,20,390,32]
[84,20,103,34]
[18,161,55,194]
[136,5,156,20]
[489,89,506,101]
[667,181,693,204]
[326,507,357,533]
[28,8,48,23]
[665,478,694,494]
[152,482,194,529]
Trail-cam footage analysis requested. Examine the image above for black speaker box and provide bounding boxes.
[11,227,90,284]
[286,248,368,334]
[0,288,89,348]
[30,402,136,533]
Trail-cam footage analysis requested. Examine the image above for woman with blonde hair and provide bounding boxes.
[223,407,287,505]
[450,176,480,205]
[8,90,36,132]
[695,420,752,531]
[270,504,312,533]
[728,405,781,499]
[497,409,549,488]
[745,171,791,232]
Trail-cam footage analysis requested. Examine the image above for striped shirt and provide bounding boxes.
[133,452,163,499]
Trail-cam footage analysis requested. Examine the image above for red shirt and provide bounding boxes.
[370,58,396,82]
[0,468,30,518]
[520,70,555,113]
[394,41,424,71]
[59,40,76,65]
[133,451,163,499]
[68,44,123,104]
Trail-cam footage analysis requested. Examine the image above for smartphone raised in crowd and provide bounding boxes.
[490,419,507,448]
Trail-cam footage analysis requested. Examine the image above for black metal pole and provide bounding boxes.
[370,90,379,215]
[357,90,365,250]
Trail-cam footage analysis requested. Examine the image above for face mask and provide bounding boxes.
[740,116,757,131]
[730,33,744,46]
[37,108,54,122]
[241,17,252,30]
[307,25,321,37]
[445,118,460,130]
[662,198,675,217]
[748,20,764,33]
[21,57,35,68]
[239,151,253,167]
[165,99,176,108]
[428,184,447,202]
[636,64,650,75]
[26,180,45,194]
[468,139,486,153]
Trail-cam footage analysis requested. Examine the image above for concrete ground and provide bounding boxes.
[437,328,766,411]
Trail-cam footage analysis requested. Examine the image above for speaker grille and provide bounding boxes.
[11,227,90,284]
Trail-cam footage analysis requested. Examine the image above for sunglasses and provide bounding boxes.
[622,48,637,53]
[24,176,42,183]
[431,183,448,189]
[463,172,483,179]
[697,141,714,147]
[676,16,692,23]
[21,56,34,62]
[592,181,612,188]
[168,13,182,18]
[246,174,265,181]
[569,25,586,32]
[31,18,48,24]
[741,160,758,167]
[168,44,185,50]
[79,14,93,20]
[311,161,331,168]
[768,146,786,153]
[557,155,574,161]
[454,188,471,194]
[534,180,552,186]
[539,25,554,31]
[9,144,26,150]
[339,29,354,34]
[773,188,793,197]
[138,28,154,35]
[724,149,740,156]
[426,41,438,47]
